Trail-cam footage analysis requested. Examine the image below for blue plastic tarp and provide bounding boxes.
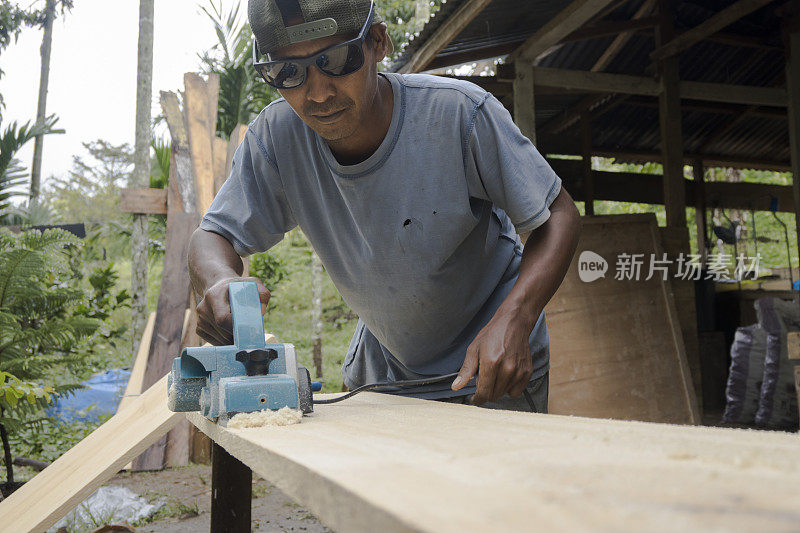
[47,369,130,424]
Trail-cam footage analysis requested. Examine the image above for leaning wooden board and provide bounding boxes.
[0,376,182,533]
[545,214,700,423]
[189,392,800,532]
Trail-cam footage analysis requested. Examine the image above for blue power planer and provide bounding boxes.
[167,281,316,425]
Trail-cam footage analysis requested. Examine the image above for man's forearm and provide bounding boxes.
[188,229,245,298]
[497,188,581,329]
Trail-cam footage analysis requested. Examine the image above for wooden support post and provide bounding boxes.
[513,61,536,145]
[693,159,708,261]
[656,0,687,228]
[786,17,800,271]
[211,442,251,533]
[581,113,594,215]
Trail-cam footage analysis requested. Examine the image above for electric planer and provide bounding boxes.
[167,281,318,426]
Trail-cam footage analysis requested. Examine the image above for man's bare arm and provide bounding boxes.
[453,187,581,403]
[188,228,270,345]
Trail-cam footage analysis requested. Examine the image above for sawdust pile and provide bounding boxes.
[228,406,302,429]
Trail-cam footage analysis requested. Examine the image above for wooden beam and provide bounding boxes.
[0,376,182,533]
[786,19,800,280]
[546,158,796,211]
[188,392,800,532]
[211,443,251,533]
[398,0,492,73]
[564,14,659,43]
[509,0,618,63]
[513,61,536,143]
[657,0,687,228]
[693,159,708,261]
[120,188,168,215]
[529,66,788,106]
[680,80,787,107]
[621,94,787,117]
[581,113,594,215]
[650,0,775,61]
[593,0,657,72]
[540,0,656,136]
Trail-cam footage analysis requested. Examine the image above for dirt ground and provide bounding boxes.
[108,463,331,532]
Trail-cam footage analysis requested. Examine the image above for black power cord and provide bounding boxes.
[313,372,460,404]
[313,373,538,413]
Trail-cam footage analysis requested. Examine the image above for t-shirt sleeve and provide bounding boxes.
[199,127,297,256]
[465,93,562,235]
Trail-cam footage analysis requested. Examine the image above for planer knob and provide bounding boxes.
[235,348,278,376]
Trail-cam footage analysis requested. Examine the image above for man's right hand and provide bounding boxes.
[195,276,271,346]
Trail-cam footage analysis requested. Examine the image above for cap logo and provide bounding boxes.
[286,18,338,44]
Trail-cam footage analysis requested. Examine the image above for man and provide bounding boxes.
[189,0,581,411]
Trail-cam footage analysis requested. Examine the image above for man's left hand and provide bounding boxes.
[451,313,533,404]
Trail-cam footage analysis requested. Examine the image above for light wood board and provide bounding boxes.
[0,376,181,533]
[545,214,700,423]
[189,392,800,533]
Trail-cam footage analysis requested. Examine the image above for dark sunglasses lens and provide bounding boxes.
[261,61,305,89]
[316,43,364,77]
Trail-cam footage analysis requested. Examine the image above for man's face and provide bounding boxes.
[271,27,386,142]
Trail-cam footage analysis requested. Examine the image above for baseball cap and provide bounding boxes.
[248,0,393,57]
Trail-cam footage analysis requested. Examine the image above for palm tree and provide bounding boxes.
[199,0,278,139]
[0,116,63,224]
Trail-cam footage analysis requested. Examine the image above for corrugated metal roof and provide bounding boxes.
[390,0,790,170]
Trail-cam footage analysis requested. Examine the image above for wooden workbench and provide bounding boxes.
[188,393,800,532]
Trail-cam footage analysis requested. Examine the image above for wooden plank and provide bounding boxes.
[509,0,617,62]
[212,136,228,196]
[120,188,168,215]
[545,214,699,424]
[226,124,248,178]
[160,91,197,214]
[0,376,182,533]
[513,61,536,144]
[120,311,155,470]
[118,312,155,414]
[788,331,800,360]
[398,0,492,73]
[650,0,774,61]
[132,212,200,471]
[188,391,800,533]
[183,73,217,215]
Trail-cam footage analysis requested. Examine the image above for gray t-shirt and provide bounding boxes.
[201,72,562,399]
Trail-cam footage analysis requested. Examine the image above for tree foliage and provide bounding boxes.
[0,228,99,485]
[199,0,279,139]
[0,115,64,224]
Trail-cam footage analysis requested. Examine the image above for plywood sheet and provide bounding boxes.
[545,214,699,423]
[189,392,800,533]
[0,376,181,533]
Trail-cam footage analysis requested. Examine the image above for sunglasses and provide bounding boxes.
[253,1,375,90]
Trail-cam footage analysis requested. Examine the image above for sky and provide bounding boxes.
[0,0,222,187]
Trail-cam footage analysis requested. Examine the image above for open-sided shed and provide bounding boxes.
[391,0,800,258]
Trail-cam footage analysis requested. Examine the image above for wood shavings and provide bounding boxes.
[227,406,302,429]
